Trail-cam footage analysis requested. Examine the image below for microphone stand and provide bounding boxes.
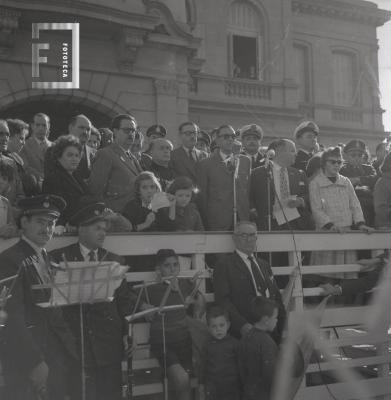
[265,160,273,266]
[233,155,240,229]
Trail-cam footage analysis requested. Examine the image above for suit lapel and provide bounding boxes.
[179,147,196,176]
[111,144,139,176]
[233,252,254,286]
[288,167,297,194]
[211,151,232,176]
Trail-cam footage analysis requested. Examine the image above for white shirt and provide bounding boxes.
[79,243,98,262]
[220,150,232,163]
[235,249,262,296]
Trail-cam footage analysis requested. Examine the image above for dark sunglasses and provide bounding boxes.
[326,159,343,165]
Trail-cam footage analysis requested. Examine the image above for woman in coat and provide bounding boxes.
[42,135,91,227]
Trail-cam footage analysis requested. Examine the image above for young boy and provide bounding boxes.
[238,297,279,400]
[200,304,241,400]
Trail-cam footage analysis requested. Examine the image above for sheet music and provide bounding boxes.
[38,261,127,307]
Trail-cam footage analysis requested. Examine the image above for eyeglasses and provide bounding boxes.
[119,127,136,135]
[218,134,235,140]
[235,232,257,240]
[182,130,198,136]
[326,159,343,165]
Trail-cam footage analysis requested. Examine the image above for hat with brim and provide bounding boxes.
[344,140,366,154]
[146,124,167,138]
[69,202,108,227]
[294,121,319,139]
[18,194,66,218]
[239,124,263,140]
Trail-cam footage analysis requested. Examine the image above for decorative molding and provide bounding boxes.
[116,27,148,72]
[292,0,391,27]
[154,79,178,96]
[0,7,21,54]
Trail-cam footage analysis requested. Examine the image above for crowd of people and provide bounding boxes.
[0,111,390,400]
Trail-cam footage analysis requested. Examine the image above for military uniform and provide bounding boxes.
[0,195,77,400]
[239,124,265,170]
[51,202,136,400]
[340,140,378,226]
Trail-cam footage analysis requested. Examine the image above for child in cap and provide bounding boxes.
[144,249,203,400]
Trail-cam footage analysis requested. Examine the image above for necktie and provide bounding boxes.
[88,250,97,262]
[188,149,196,162]
[279,167,290,200]
[248,255,268,297]
[37,249,51,283]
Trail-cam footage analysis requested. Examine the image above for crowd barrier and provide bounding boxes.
[0,230,391,399]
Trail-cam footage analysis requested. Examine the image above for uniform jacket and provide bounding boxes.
[170,147,208,182]
[213,252,285,342]
[250,165,314,231]
[374,173,391,228]
[49,243,135,367]
[20,136,52,181]
[42,161,91,225]
[196,152,251,231]
[292,149,312,172]
[88,143,140,212]
[0,239,77,377]
[242,151,265,170]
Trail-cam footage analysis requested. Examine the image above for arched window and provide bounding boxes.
[332,50,359,107]
[227,1,265,80]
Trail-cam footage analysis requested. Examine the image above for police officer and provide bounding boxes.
[239,124,265,169]
[195,130,211,154]
[292,120,320,172]
[49,202,144,400]
[0,194,77,400]
[340,139,378,227]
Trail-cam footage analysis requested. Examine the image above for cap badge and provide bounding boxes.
[43,201,50,208]
[94,209,100,216]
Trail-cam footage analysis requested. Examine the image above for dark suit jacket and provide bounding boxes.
[49,243,135,367]
[243,151,265,170]
[170,147,208,182]
[292,149,312,172]
[88,143,140,212]
[20,136,52,181]
[42,161,91,225]
[196,152,251,230]
[250,165,314,231]
[213,252,285,343]
[0,239,76,379]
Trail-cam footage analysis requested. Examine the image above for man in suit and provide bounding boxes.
[250,138,313,232]
[292,120,319,172]
[68,114,95,180]
[49,202,139,400]
[20,112,53,184]
[240,124,265,169]
[88,114,143,212]
[196,124,251,231]
[213,221,285,343]
[0,194,77,400]
[340,139,378,227]
[169,121,208,183]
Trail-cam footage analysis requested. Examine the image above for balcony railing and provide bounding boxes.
[332,107,363,123]
[224,78,272,100]
[1,231,391,399]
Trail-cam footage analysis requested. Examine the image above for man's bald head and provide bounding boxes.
[69,114,92,144]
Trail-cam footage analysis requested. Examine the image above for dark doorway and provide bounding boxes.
[1,98,112,140]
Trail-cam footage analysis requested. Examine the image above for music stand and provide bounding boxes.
[33,259,127,400]
[126,272,204,400]
[0,274,18,329]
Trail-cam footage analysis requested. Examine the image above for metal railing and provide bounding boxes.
[1,231,391,399]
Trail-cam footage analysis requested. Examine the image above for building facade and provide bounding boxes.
[0,0,389,149]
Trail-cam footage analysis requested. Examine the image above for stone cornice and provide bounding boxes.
[292,0,391,27]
